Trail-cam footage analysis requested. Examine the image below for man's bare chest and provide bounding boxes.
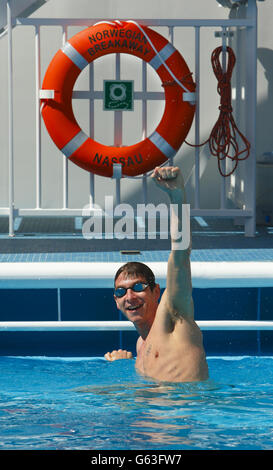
[135,336,168,376]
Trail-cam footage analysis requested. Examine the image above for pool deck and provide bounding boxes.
[0,217,272,263]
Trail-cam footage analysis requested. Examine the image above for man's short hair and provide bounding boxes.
[114,262,156,290]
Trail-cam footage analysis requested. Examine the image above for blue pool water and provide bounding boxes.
[0,355,273,450]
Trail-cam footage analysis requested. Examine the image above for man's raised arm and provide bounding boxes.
[151,166,193,320]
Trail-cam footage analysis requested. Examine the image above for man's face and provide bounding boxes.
[114,273,160,327]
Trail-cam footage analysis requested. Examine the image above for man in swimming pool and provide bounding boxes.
[104,166,208,383]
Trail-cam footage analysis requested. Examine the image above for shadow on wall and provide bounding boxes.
[257,48,273,157]
[256,48,273,223]
[122,143,218,210]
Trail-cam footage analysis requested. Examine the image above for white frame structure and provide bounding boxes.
[3,0,259,237]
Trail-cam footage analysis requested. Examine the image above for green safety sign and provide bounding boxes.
[103,80,134,111]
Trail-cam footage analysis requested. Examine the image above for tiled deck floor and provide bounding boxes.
[0,216,272,263]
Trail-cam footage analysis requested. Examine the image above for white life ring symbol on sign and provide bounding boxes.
[109,83,127,102]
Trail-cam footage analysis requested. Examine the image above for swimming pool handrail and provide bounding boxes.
[0,321,273,331]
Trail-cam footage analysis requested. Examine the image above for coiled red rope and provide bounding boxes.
[186,46,251,177]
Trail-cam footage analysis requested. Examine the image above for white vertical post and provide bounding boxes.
[115,172,121,206]
[35,24,41,209]
[89,60,95,207]
[142,61,147,142]
[7,0,14,237]
[233,17,242,129]
[244,0,257,236]
[142,60,147,203]
[168,26,174,167]
[194,26,200,209]
[114,53,122,205]
[89,173,95,207]
[114,53,122,143]
[62,26,68,209]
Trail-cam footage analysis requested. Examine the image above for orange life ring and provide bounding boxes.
[41,20,195,177]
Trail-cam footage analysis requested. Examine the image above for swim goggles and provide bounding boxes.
[114,282,150,298]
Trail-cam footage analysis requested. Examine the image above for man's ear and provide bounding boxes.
[154,283,161,301]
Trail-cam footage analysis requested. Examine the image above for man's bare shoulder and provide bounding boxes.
[153,289,195,334]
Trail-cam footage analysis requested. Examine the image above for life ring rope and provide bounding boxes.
[185,46,250,177]
[41,20,195,177]
[126,21,193,96]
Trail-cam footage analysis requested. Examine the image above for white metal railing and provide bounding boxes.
[3,1,258,236]
[0,320,273,331]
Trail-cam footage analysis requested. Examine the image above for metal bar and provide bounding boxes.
[0,320,273,331]
[7,0,14,237]
[16,208,96,216]
[10,207,253,217]
[15,18,255,27]
[244,0,257,236]
[73,90,165,100]
[35,24,42,209]
[115,176,121,206]
[142,175,148,205]
[187,208,253,217]
[114,53,122,146]
[89,60,95,207]
[194,26,200,209]
[0,321,134,331]
[168,26,174,167]
[169,26,174,45]
[199,321,273,331]
[89,173,95,207]
[142,59,148,203]
[142,62,147,141]
[114,53,122,205]
[62,26,68,209]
